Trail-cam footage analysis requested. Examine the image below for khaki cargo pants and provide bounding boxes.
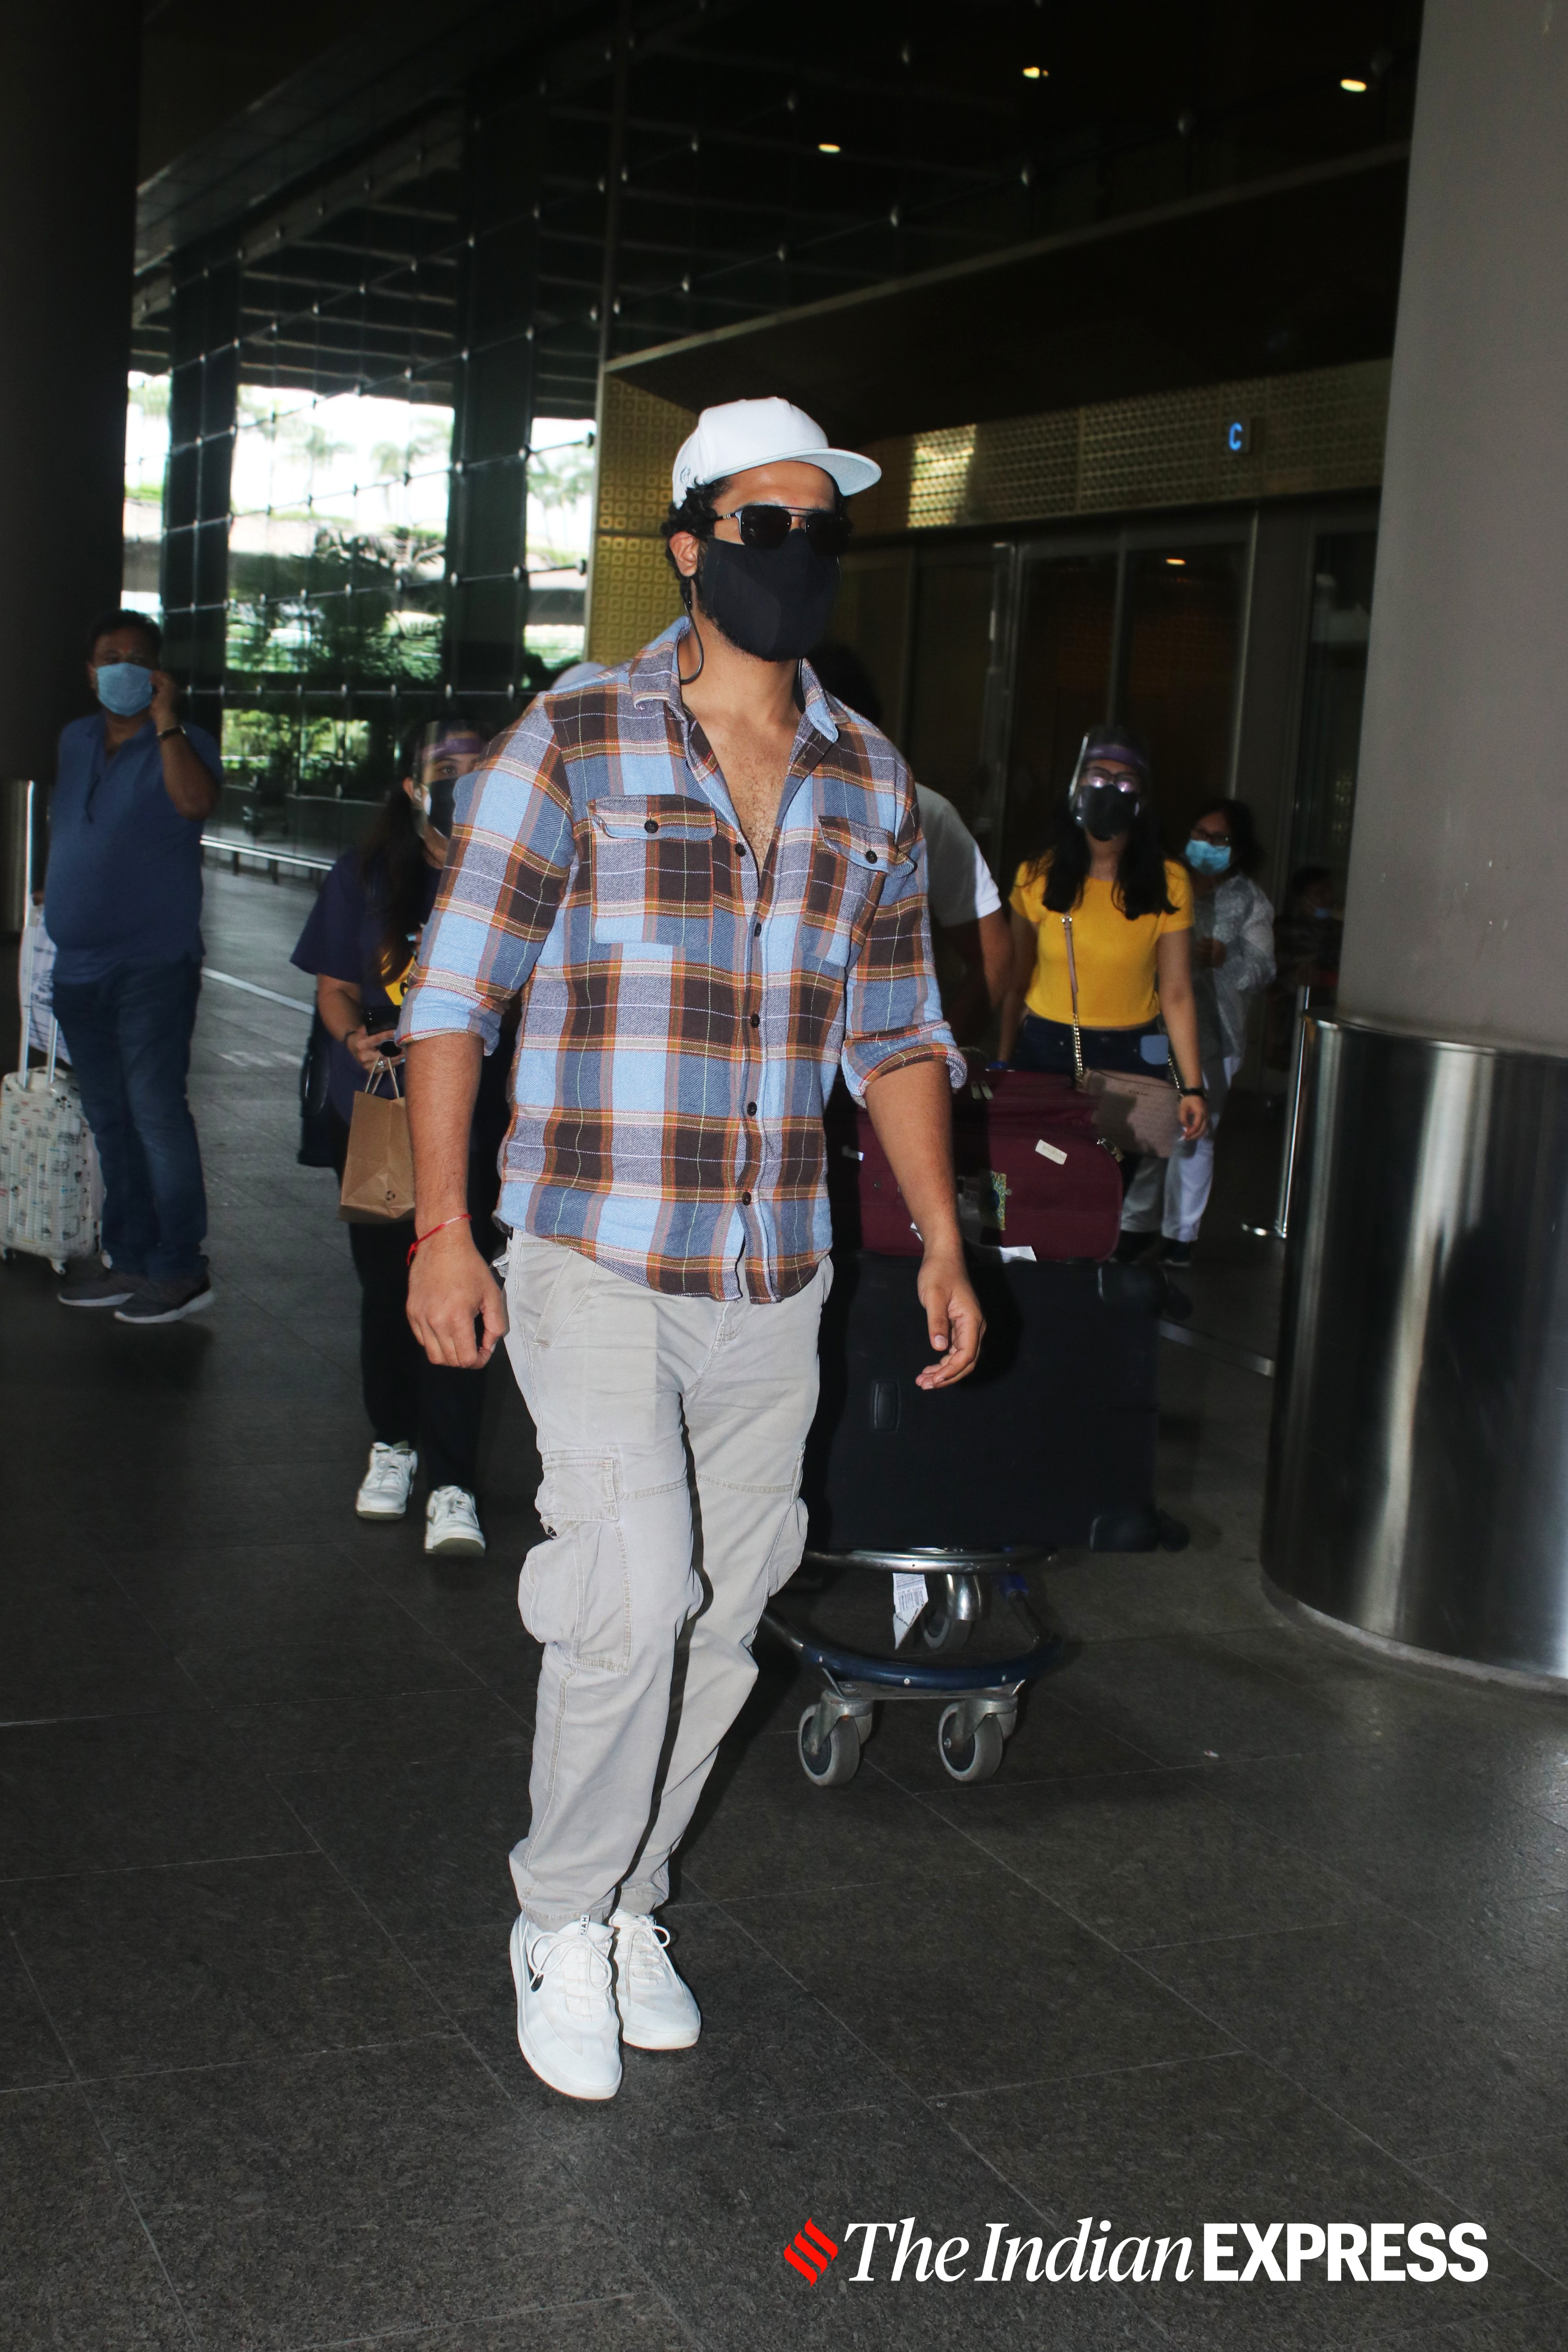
[502,1233,828,1929]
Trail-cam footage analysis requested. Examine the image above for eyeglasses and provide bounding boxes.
[712,503,852,557]
[1190,827,1232,844]
[1079,769,1143,795]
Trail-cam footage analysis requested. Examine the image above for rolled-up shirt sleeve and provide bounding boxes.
[840,799,966,1102]
[398,704,577,1052]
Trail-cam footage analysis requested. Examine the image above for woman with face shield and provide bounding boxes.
[1000,723,1208,1172]
[291,718,504,1555]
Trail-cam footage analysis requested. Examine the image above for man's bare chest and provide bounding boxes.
[702,731,798,861]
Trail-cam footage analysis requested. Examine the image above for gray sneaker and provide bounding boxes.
[114,1273,214,1325]
[59,1259,140,1309]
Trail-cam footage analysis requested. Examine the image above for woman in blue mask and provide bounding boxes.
[1119,798,1275,1266]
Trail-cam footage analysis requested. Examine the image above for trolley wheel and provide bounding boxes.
[50,1258,67,1274]
[798,1707,862,1788]
[938,1706,1005,1784]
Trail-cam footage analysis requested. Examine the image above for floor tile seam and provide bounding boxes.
[707,1893,995,2148]
[4,1924,205,2348]
[1195,1777,1544,1938]
[1381,2146,1568,2296]
[337,1553,537,1723]
[1025,1683,1174,1768]
[859,1755,1258,1980]
[285,2288,678,2352]
[63,2031,484,2095]
[0,1842,322,1891]
[928,2047,1255,2109]
[0,1700,223,1731]
[45,1541,217,1715]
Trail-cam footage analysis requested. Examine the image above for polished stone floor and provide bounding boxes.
[6,866,1568,2350]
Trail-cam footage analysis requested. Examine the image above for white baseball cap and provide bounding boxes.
[671,397,881,503]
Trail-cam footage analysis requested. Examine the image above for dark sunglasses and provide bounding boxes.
[712,503,852,557]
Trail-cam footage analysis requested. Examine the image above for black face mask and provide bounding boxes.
[695,531,840,661]
[1076,784,1138,842]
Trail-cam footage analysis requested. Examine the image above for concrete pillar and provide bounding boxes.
[0,8,139,787]
[1265,0,1568,1681]
[1338,0,1568,1047]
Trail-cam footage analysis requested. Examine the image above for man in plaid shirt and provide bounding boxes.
[400,397,982,2102]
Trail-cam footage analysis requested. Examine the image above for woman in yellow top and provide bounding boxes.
[1001,723,1209,1147]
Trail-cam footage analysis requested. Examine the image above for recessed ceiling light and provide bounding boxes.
[1340,75,1368,92]
[1022,64,1046,79]
[1165,556,1186,567]
[818,141,841,153]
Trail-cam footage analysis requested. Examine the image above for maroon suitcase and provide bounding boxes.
[825,1063,1123,1261]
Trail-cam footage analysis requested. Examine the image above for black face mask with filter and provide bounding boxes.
[1076,783,1139,841]
[695,531,841,661]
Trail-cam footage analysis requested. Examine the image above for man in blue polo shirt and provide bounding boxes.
[45,609,223,1323]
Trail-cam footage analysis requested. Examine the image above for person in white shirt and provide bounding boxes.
[806,642,1010,1044]
[914,783,1012,1043]
[1120,798,1275,1266]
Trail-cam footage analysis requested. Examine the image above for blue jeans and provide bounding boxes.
[52,959,207,1281]
[1011,1012,1165,1077]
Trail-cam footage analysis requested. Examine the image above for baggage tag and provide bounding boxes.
[892,1572,928,1647]
[1035,1138,1068,1165]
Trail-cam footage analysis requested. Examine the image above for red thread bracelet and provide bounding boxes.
[407,1212,470,1267]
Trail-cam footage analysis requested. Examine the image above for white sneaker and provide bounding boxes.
[511,1916,621,2101]
[356,1442,416,1520]
[610,1907,702,2051]
[425,1485,486,1556]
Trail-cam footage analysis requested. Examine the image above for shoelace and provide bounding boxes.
[622,1917,674,1986]
[533,1919,613,2019]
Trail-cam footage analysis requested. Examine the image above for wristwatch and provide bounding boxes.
[1179,1085,1207,1098]
[157,723,186,741]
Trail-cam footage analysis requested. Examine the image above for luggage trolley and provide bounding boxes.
[768,1244,1187,1791]
[762,1545,1064,1787]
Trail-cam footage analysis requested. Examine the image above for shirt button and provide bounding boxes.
[643,817,658,834]
[735,841,746,857]
[864,849,878,864]
[746,1100,757,1115]
[748,1011,760,1028]
[741,1190,752,1205]
[753,921,762,937]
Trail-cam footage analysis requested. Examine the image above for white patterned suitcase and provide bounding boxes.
[0,1031,103,1270]
[1,780,102,1270]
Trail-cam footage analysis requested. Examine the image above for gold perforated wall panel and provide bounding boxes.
[586,377,695,663]
[852,359,1390,534]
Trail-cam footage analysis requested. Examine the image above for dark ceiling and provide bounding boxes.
[133,0,1422,428]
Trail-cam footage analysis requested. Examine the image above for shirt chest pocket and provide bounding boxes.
[588,795,717,949]
[802,813,905,967]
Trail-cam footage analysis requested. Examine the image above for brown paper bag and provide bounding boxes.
[338,1062,415,1223]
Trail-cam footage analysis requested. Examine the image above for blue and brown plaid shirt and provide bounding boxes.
[400,623,961,1301]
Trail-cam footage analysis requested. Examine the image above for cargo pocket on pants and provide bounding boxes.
[520,1450,632,1671]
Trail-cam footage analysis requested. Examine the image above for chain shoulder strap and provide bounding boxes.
[1060,914,1086,1083]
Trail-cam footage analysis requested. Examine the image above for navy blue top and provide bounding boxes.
[291,850,440,1123]
[45,713,222,983]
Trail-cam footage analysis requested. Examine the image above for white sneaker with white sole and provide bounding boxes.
[511,1915,622,2101]
[609,1907,702,2050]
[425,1485,486,1555]
[356,1442,416,1519]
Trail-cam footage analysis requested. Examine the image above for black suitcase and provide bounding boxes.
[803,1251,1172,1553]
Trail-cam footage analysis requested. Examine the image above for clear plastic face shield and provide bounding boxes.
[408,723,486,841]
[1068,735,1147,842]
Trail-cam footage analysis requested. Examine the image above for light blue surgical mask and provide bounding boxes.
[95,662,154,717]
[1186,837,1231,876]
